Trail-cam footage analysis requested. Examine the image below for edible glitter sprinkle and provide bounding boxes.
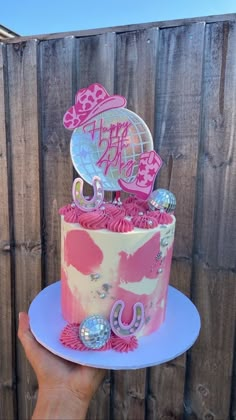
[90,273,100,281]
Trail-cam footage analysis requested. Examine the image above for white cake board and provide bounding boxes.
[29,281,200,370]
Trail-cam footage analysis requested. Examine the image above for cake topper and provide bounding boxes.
[63,83,163,210]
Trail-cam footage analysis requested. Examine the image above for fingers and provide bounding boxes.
[18,312,43,369]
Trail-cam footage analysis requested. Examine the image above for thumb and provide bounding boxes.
[18,312,43,367]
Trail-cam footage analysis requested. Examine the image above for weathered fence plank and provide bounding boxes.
[185,21,236,420]
[74,32,116,420]
[146,22,205,419]
[0,42,16,420]
[0,15,235,420]
[6,40,42,419]
[112,28,159,420]
[39,37,75,286]
[75,31,115,203]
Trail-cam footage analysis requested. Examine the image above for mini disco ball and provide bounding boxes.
[148,188,176,213]
[79,315,111,349]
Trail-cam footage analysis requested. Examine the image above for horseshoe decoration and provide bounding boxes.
[110,300,145,338]
[72,176,104,212]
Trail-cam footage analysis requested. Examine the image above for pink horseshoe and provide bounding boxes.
[72,176,104,212]
[110,300,145,338]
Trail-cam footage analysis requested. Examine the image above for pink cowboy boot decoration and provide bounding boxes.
[118,150,162,200]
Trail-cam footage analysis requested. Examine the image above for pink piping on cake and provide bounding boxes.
[78,210,108,229]
[107,216,134,232]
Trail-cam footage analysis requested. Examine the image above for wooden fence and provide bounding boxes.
[0,13,236,420]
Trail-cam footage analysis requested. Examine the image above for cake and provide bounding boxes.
[59,83,176,352]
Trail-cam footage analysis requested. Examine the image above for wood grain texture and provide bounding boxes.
[0,17,236,420]
[185,21,236,420]
[147,23,205,420]
[74,33,116,419]
[6,40,42,419]
[75,32,115,201]
[3,13,236,44]
[0,43,16,420]
[39,37,75,286]
[195,21,236,269]
[113,28,159,420]
[184,265,236,420]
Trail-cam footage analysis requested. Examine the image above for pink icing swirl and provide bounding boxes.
[60,323,89,350]
[78,210,108,229]
[104,203,126,218]
[149,210,173,225]
[96,337,112,351]
[64,207,82,223]
[111,335,138,352]
[136,199,149,211]
[107,216,134,232]
[122,196,137,206]
[132,215,158,229]
[60,324,138,352]
[59,203,74,215]
[124,203,144,217]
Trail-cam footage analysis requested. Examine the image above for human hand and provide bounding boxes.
[18,312,105,420]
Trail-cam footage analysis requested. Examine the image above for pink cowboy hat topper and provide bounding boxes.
[63,83,127,130]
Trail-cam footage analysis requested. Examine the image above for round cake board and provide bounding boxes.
[29,281,200,370]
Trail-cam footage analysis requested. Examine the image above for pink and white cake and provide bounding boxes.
[59,83,176,352]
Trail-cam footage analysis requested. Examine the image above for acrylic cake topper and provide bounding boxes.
[63,83,162,210]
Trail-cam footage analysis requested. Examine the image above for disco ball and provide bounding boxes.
[148,188,176,213]
[79,315,111,349]
[70,108,153,191]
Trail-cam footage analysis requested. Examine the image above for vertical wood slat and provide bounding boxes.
[39,37,75,286]
[6,40,42,419]
[185,21,236,420]
[147,22,205,419]
[0,43,16,420]
[114,28,159,420]
[0,17,236,420]
[75,32,116,420]
[76,31,115,202]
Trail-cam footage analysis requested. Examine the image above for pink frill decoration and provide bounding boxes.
[107,216,134,233]
[136,199,149,211]
[64,207,82,223]
[111,335,138,352]
[78,210,108,229]
[124,203,144,217]
[60,323,88,350]
[104,204,126,218]
[150,210,173,225]
[59,203,73,215]
[132,215,158,229]
[122,196,137,206]
[60,324,139,353]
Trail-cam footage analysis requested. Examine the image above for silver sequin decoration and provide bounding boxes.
[148,189,176,213]
[90,273,100,281]
[161,238,169,247]
[79,315,111,349]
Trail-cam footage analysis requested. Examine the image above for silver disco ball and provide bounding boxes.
[79,315,111,349]
[148,188,176,213]
[70,108,153,191]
